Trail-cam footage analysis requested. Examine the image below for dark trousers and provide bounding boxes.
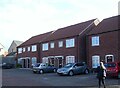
[98,77,106,88]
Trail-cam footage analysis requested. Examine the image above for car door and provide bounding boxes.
[72,63,81,74]
[75,63,85,74]
[41,64,47,72]
[46,65,53,72]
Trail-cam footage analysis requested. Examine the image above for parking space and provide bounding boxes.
[2,68,120,87]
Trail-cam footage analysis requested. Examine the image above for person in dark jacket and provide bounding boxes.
[97,62,106,88]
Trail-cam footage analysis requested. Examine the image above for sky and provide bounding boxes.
[0,0,119,51]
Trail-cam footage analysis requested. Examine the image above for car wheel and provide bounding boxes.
[53,69,56,73]
[69,71,74,76]
[39,70,44,74]
[33,71,36,74]
[84,69,89,74]
[118,72,120,79]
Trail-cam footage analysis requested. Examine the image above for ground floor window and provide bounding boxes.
[105,55,114,63]
[42,57,48,64]
[66,56,75,64]
[18,58,22,64]
[32,57,37,65]
[92,55,100,68]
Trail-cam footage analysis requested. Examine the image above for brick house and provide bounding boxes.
[40,19,99,68]
[17,18,99,68]
[86,15,120,69]
[17,32,53,68]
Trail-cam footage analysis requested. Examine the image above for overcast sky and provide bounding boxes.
[0,0,119,51]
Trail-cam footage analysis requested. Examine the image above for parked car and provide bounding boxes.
[32,63,57,74]
[57,62,89,76]
[105,62,120,79]
[2,63,14,69]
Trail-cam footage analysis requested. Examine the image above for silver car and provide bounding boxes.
[32,63,57,74]
[57,62,89,76]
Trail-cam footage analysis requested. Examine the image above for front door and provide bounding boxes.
[49,58,55,66]
[58,57,63,68]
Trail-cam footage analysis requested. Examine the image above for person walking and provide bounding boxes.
[97,62,106,88]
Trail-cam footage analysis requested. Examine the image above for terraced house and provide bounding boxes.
[17,32,53,68]
[17,18,99,68]
[86,15,120,69]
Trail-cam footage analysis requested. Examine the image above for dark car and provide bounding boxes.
[32,63,57,74]
[2,63,14,69]
[105,62,120,79]
[57,62,89,76]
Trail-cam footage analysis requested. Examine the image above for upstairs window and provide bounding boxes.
[32,45,37,52]
[18,48,22,53]
[59,41,63,47]
[27,47,30,52]
[42,43,48,51]
[50,42,54,48]
[23,48,25,52]
[66,38,75,48]
[92,36,99,46]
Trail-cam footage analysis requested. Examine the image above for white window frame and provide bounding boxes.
[18,58,22,64]
[66,38,75,48]
[105,55,114,63]
[92,55,100,68]
[23,48,25,52]
[66,56,75,64]
[27,47,30,52]
[42,57,48,64]
[50,42,54,48]
[42,43,48,51]
[59,41,63,47]
[32,57,37,65]
[32,45,37,52]
[18,48,22,53]
[92,36,100,46]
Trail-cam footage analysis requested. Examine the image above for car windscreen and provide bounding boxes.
[106,63,116,68]
[34,63,40,67]
[64,63,74,68]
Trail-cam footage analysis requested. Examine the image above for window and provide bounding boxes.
[18,48,22,53]
[92,36,99,46]
[50,42,54,48]
[18,58,22,64]
[32,57,37,65]
[66,56,75,64]
[105,55,114,63]
[92,55,100,68]
[32,45,37,52]
[66,38,75,48]
[27,47,30,51]
[59,41,63,47]
[42,57,48,64]
[23,48,25,52]
[42,43,48,51]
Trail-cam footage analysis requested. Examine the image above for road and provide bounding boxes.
[1,68,120,88]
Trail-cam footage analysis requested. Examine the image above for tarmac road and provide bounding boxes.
[1,68,120,88]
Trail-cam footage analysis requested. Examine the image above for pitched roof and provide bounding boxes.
[13,40,23,46]
[42,19,97,42]
[88,15,119,35]
[18,31,53,47]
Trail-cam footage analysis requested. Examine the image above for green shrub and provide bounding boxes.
[16,64,22,68]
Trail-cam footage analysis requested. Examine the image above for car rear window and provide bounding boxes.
[64,63,74,68]
[106,63,116,67]
[35,63,40,67]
